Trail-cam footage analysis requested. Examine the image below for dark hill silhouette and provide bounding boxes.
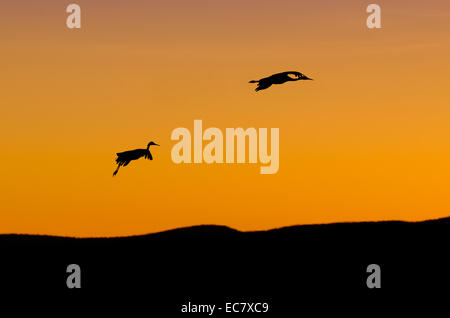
[1,218,449,313]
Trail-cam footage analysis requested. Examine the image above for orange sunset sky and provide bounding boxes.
[1,0,450,236]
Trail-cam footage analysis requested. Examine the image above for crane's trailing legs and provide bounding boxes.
[113,159,131,176]
[113,162,123,177]
[113,165,120,177]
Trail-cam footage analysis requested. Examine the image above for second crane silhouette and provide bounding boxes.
[113,141,159,176]
[249,71,312,91]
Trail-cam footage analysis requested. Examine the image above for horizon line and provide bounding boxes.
[1,216,449,240]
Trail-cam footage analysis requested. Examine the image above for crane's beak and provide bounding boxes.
[155,143,160,146]
[304,76,313,80]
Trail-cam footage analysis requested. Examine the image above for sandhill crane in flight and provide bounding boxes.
[249,71,313,91]
[113,141,159,176]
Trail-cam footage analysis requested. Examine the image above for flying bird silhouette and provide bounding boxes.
[113,141,159,176]
[249,71,313,91]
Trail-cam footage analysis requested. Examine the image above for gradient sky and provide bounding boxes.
[1,0,450,236]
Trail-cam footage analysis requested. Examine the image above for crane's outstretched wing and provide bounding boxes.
[116,150,135,157]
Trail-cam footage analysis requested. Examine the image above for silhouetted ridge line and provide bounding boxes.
[0,217,448,240]
[1,216,449,295]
